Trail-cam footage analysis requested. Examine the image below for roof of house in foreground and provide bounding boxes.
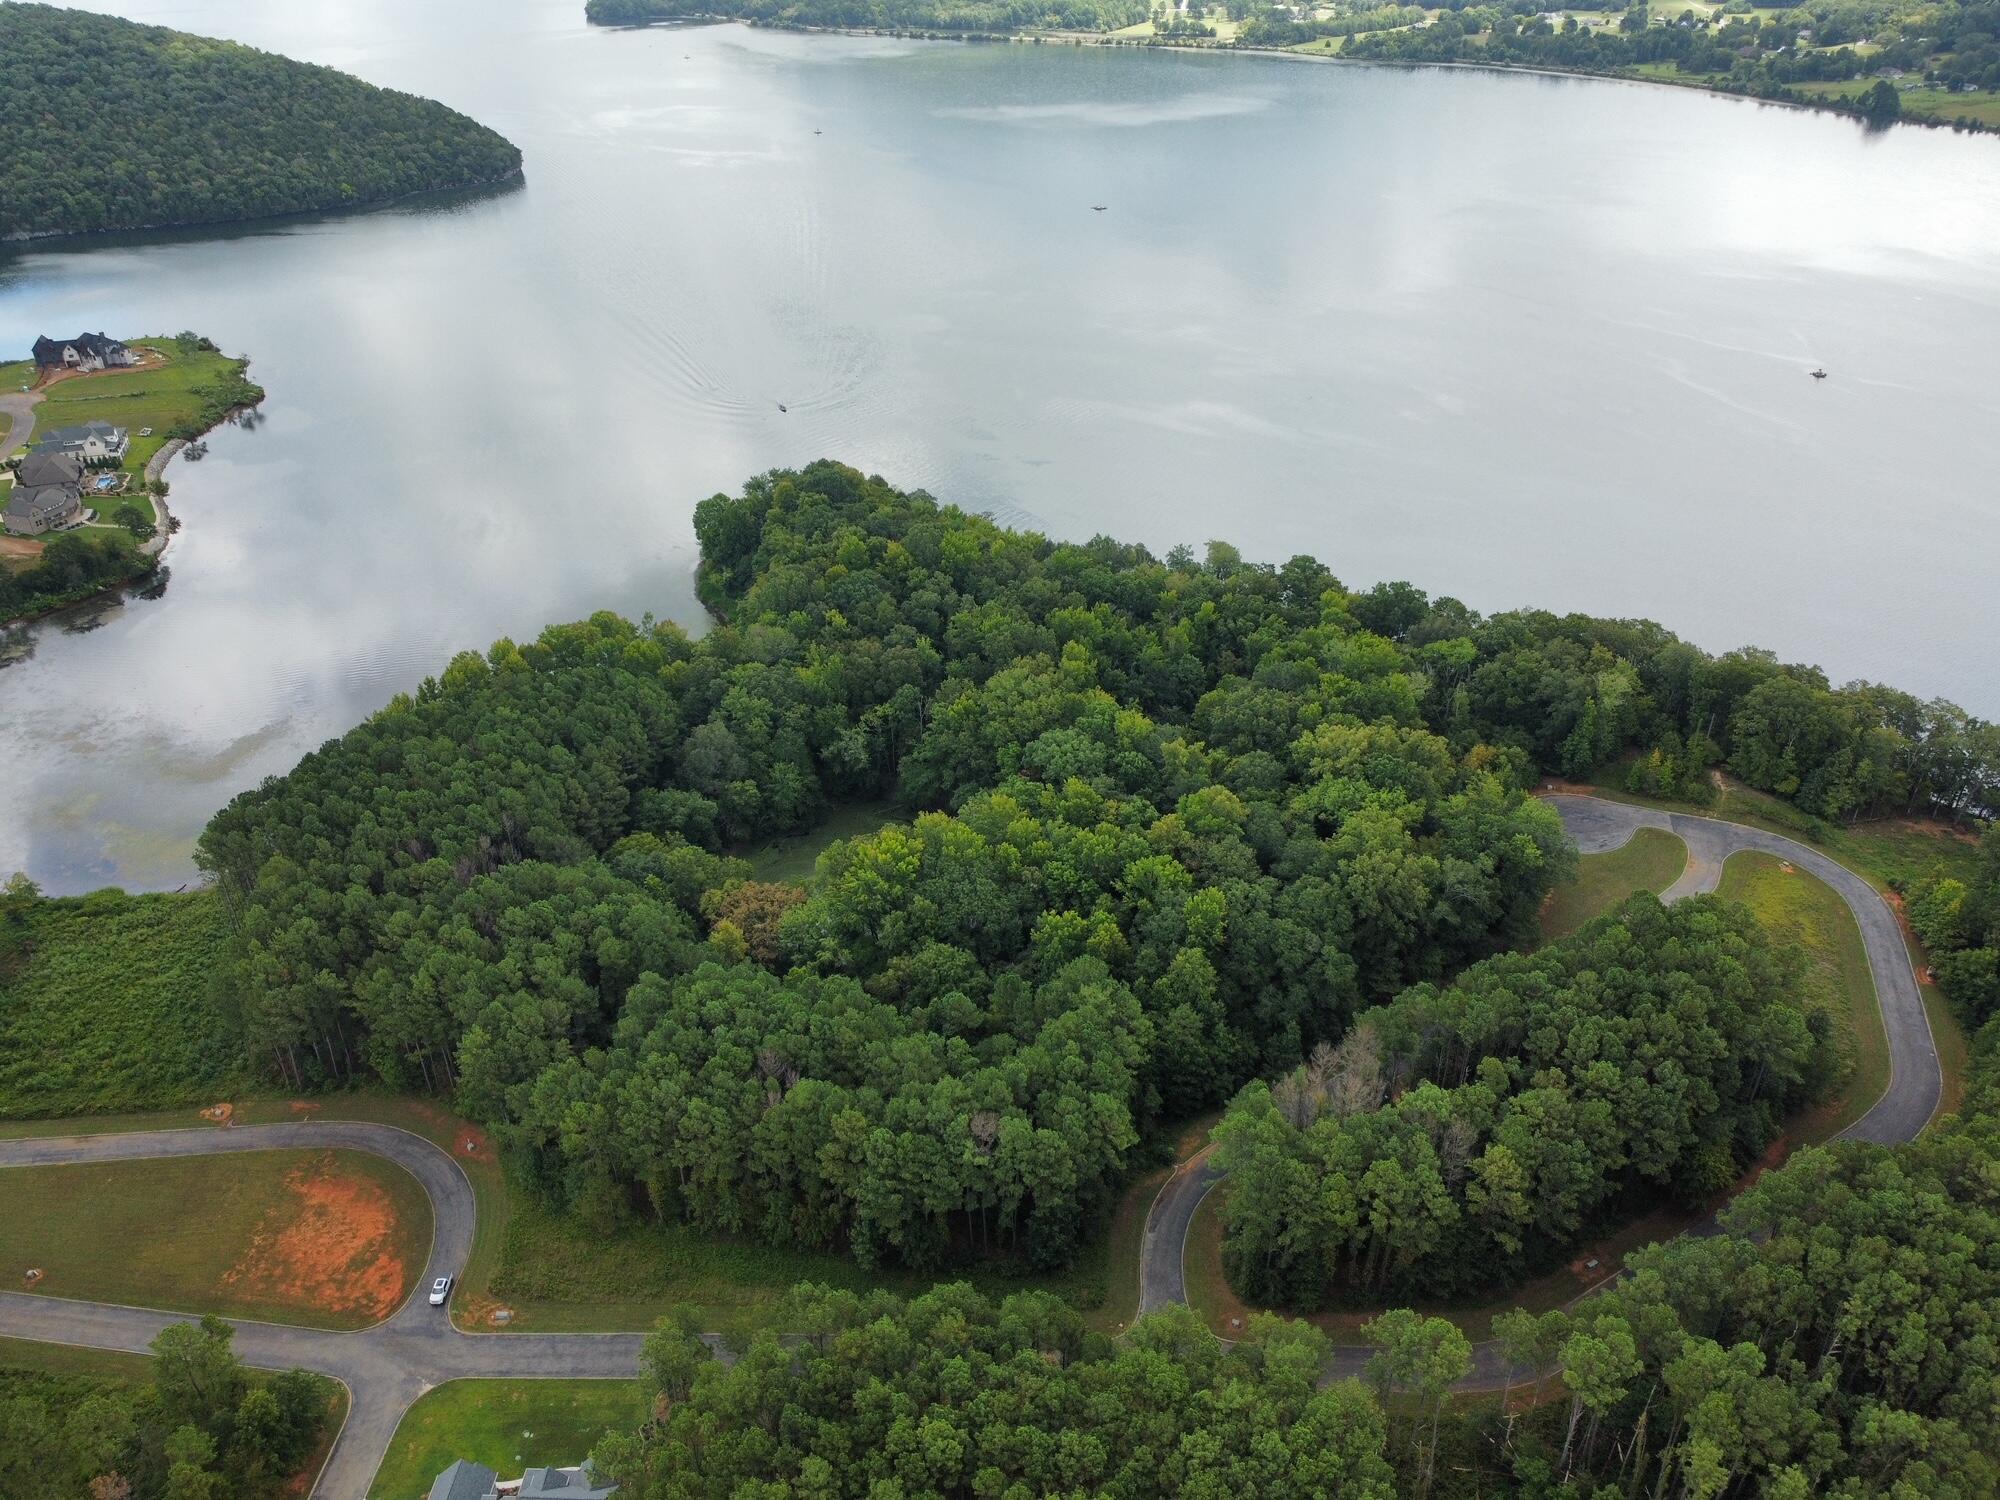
[427,1459,499,1500]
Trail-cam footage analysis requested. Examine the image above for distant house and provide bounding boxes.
[34,421,129,464]
[31,333,139,375]
[427,1460,616,1500]
[4,451,87,536]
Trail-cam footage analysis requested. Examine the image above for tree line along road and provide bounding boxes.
[1135,794,1943,1381]
[0,796,1944,1490]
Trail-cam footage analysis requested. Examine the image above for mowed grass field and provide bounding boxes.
[488,1191,1115,1340]
[0,887,243,1119]
[735,797,902,883]
[1715,851,1885,1144]
[33,341,245,481]
[369,1379,645,1499]
[3,1147,433,1329]
[1539,827,1686,941]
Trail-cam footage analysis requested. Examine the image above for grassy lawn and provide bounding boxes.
[32,338,255,481]
[1539,827,1686,942]
[1715,852,1883,1144]
[0,1334,157,1385]
[369,1379,645,1500]
[1795,76,2000,126]
[734,797,902,883]
[0,887,244,1119]
[3,1147,433,1330]
[487,1191,1113,1340]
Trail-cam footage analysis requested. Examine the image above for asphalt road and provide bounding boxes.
[1136,793,1942,1380]
[0,388,39,458]
[0,1122,650,1498]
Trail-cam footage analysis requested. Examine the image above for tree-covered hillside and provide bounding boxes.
[0,4,523,239]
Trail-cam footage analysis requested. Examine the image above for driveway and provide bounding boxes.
[0,1122,652,1498]
[0,388,39,458]
[1136,793,1942,1379]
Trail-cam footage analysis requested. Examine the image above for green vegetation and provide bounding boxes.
[734,797,901,882]
[0,4,522,239]
[0,1317,338,1500]
[1212,894,1831,1304]
[369,1379,645,1500]
[0,334,265,624]
[1340,0,2000,134]
[0,528,149,624]
[1538,825,1685,939]
[589,1286,1400,1497]
[587,0,1148,30]
[1715,851,1884,1141]
[489,1186,1113,1337]
[3,1148,433,1330]
[0,883,244,1119]
[34,335,264,481]
[1906,824,2000,1031]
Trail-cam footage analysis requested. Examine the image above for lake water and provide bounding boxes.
[5,1,1999,893]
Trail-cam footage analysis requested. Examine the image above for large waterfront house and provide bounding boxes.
[4,452,87,536]
[31,332,139,375]
[427,1460,616,1500]
[34,421,130,464]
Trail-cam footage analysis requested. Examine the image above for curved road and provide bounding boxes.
[0,1122,654,1498]
[0,388,38,458]
[0,795,1946,1479]
[1138,794,1941,1378]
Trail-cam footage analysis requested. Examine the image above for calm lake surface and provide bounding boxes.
[5,1,1999,893]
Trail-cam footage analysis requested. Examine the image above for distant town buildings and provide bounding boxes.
[31,332,139,375]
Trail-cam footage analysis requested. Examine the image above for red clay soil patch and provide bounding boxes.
[200,1102,234,1126]
[287,1099,322,1119]
[0,535,44,565]
[222,1151,410,1321]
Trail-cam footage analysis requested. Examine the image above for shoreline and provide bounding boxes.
[1,394,252,630]
[1,167,525,247]
[604,14,1991,135]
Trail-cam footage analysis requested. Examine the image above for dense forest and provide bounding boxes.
[586,0,1149,31]
[188,461,1997,1285]
[0,1318,334,1500]
[0,5,522,239]
[586,1019,2000,1496]
[1214,893,1832,1303]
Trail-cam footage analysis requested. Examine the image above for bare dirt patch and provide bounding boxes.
[0,535,44,566]
[222,1151,411,1321]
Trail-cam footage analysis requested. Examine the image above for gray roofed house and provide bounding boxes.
[18,451,86,490]
[34,421,129,464]
[32,332,139,374]
[518,1466,616,1499]
[428,1459,500,1500]
[3,480,86,537]
[425,1460,615,1500]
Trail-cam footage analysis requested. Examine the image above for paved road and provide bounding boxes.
[0,1123,650,1498]
[1137,793,1942,1379]
[0,388,39,458]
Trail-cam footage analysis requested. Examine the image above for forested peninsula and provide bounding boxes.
[9,460,2000,1494]
[0,5,523,241]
